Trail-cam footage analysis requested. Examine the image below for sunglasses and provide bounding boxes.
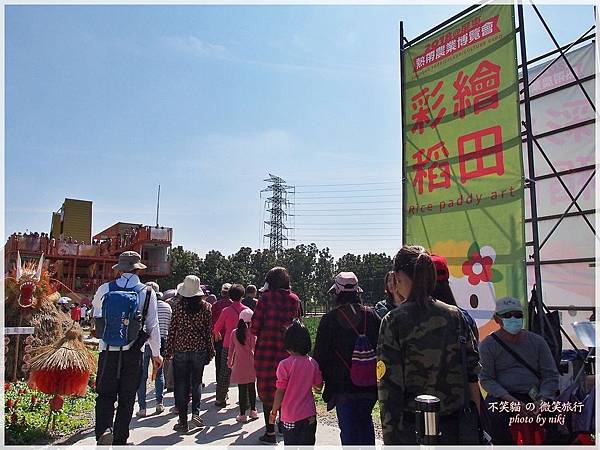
[499,311,523,319]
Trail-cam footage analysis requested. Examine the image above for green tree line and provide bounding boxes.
[161,244,393,313]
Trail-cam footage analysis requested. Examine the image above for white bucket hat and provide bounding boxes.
[177,275,205,298]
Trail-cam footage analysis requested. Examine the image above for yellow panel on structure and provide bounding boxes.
[62,199,92,244]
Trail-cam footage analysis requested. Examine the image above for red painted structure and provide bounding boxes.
[5,223,172,296]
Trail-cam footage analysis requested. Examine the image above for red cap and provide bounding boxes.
[431,254,449,281]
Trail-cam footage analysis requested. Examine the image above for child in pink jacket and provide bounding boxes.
[270,320,323,445]
[227,308,259,423]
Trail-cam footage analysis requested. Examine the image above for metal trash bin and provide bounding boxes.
[415,394,440,445]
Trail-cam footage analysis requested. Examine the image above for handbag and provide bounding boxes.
[458,314,483,445]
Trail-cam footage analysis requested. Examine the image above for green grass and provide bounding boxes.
[305,316,321,347]
[5,380,96,445]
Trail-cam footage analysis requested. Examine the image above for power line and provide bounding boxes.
[293,181,398,187]
[295,200,402,205]
[292,213,401,216]
[293,194,401,199]
[295,207,402,212]
[295,188,401,193]
[296,227,401,230]
[291,238,401,241]
[297,234,398,240]
[294,222,401,225]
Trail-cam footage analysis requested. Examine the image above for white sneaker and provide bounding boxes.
[249,409,259,420]
[156,404,165,414]
[136,409,147,417]
[236,414,248,423]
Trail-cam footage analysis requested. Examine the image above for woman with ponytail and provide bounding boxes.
[227,309,258,423]
[377,245,481,445]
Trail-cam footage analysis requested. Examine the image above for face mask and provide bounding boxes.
[502,317,523,335]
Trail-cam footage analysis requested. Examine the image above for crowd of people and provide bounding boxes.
[8,225,165,259]
[88,247,591,446]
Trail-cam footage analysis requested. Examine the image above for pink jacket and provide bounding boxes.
[214,302,248,349]
[227,328,257,385]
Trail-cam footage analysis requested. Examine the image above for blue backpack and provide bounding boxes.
[97,282,147,347]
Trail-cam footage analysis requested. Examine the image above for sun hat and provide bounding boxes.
[221,283,232,292]
[430,254,450,282]
[239,308,254,323]
[495,296,523,315]
[177,275,205,298]
[112,251,147,272]
[328,272,363,294]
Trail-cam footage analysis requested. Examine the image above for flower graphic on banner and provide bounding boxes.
[461,242,503,286]
[430,240,499,332]
[462,253,493,284]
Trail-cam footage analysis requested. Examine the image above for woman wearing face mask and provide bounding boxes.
[478,296,559,444]
[377,245,481,445]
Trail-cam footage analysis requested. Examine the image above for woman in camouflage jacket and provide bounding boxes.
[377,245,481,444]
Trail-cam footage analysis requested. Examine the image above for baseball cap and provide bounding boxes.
[430,254,450,282]
[221,283,232,292]
[328,272,363,294]
[239,308,254,323]
[495,296,523,315]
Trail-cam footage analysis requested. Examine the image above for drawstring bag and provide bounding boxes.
[334,306,377,387]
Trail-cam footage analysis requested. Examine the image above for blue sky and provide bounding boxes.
[4,3,595,258]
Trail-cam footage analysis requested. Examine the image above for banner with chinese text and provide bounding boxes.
[402,4,525,338]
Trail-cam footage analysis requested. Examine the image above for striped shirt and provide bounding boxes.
[157,300,172,339]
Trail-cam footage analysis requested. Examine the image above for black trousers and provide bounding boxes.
[95,349,143,445]
[238,382,256,414]
[214,340,223,376]
[263,404,275,434]
[282,416,317,445]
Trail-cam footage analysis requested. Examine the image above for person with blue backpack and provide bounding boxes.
[313,271,381,445]
[92,251,163,446]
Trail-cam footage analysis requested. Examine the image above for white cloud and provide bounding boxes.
[160,35,230,59]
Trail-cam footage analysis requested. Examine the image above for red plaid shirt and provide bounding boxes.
[250,289,301,405]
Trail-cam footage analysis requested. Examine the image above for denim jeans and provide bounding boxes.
[335,397,376,445]
[136,345,164,409]
[173,350,207,424]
